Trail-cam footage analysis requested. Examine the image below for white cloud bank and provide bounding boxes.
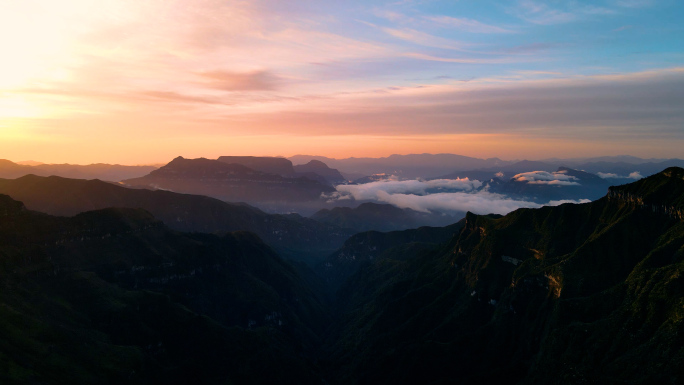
[513,171,580,186]
[597,171,643,180]
[330,179,590,215]
[335,178,482,200]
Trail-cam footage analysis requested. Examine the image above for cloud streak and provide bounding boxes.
[379,26,467,50]
[197,70,282,91]
[513,171,580,186]
[424,15,516,34]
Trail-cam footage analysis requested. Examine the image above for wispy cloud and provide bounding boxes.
[402,52,526,64]
[424,15,516,34]
[370,8,414,23]
[503,42,561,55]
[376,26,467,50]
[511,0,616,25]
[212,67,684,148]
[512,0,576,24]
[514,70,563,76]
[614,0,653,8]
[197,70,282,91]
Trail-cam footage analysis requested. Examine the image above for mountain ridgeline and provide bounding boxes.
[123,156,335,204]
[0,174,353,261]
[293,160,347,185]
[0,167,683,384]
[0,159,157,181]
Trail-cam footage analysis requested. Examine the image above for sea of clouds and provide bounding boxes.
[329,178,590,215]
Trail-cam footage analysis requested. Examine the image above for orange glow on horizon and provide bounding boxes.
[0,131,673,166]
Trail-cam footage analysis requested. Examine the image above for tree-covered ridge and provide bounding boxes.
[328,167,684,384]
[0,194,328,384]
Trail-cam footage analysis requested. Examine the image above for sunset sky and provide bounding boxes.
[1,0,683,164]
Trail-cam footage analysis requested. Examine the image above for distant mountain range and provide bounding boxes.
[293,160,347,184]
[3,153,681,189]
[290,153,508,179]
[290,154,684,181]
[123,156,335,205]
[0,159,156,181]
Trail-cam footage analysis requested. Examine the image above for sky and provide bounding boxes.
[0,0,683,164]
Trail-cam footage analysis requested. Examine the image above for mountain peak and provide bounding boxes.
[663,166,684,179]
[304,160,330,169]
[608,166,684,214]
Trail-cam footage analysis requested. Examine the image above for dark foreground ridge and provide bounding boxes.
[0,195,329,384]
[0,167,683,384]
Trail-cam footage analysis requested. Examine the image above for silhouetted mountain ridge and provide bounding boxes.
[0,194,329,384]
[0,174,353,261]
[123,156,335,204]
[293,160,346,184]
[0,158,156,181]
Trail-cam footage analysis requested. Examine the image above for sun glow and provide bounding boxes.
[0,3,71,89]
[0,0,142,86]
